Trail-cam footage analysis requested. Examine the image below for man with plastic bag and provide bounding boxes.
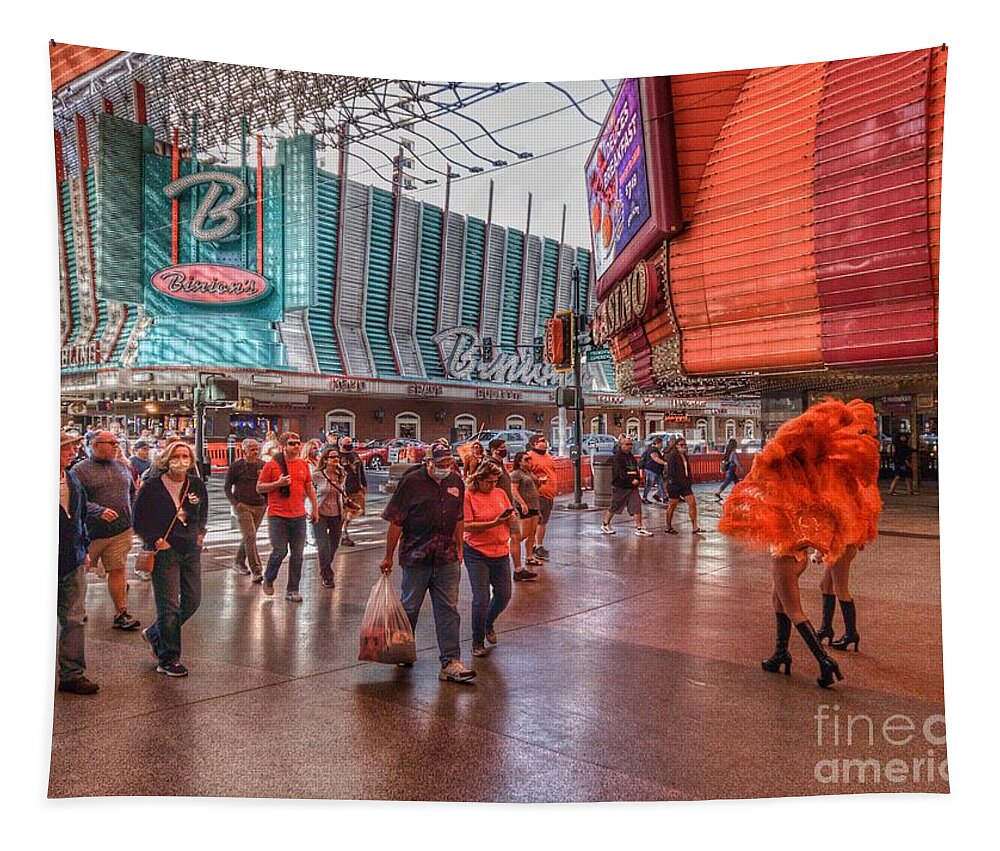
[379,445,476,683]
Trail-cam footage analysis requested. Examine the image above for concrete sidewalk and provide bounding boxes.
[51,483,946,801]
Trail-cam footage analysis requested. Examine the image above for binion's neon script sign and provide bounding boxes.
[163,172,248,242]
[433,327,558,387]
[150,264,271,305]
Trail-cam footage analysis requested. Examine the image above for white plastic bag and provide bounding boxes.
[358,574,417,664]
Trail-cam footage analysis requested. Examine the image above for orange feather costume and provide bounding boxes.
[718,399,882,562]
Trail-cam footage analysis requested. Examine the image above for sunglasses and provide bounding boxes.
[286,441,301,447]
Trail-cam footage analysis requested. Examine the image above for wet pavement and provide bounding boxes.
[49,482,946,801]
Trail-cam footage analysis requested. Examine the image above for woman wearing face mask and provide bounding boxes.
[133,441,209,678]
[312,446,347,588]
[463,460,516,657]
[522,434,557,561]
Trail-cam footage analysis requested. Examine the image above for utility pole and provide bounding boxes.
[568,264,588,510]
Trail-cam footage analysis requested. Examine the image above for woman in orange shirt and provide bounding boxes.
[522,434,557,561]
[463,460,517,658]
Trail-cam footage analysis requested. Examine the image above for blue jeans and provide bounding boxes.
[148,547,202,665]
[313,514,343,582]
[56,566,87,682]
[400,560,462,667]
[265,515,307,591]
[643,469,666,501]
[718,466,740,494]
[464,545,512,646]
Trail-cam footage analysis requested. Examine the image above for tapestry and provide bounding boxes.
[50,41,947,803]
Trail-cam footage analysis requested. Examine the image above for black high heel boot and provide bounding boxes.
[816,594,837,644]
[830,599,860,652]
[761,612,793,675]
[795,619,843,688]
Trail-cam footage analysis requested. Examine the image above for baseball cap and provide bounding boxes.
[133,439,149,450]
[430,445,453,462]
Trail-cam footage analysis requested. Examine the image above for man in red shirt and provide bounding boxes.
[256,432,319,602]
[521,434,557,561]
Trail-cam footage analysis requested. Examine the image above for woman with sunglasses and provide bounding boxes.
[312,446,348,588]
[463,460,517,657]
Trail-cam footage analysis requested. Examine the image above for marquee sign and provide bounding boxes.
[150,264,271,306]
[433,326,559,387]
[590,260,658,346]
[163,171,248,242]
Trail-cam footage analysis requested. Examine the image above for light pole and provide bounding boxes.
[568,265,588,510]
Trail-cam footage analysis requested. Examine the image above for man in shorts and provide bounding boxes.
[338,435,367,546]
[600,435,653,536]
[665,438,704,534]
[522,434,557,560]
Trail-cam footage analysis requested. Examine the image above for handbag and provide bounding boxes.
[324,471,361,513]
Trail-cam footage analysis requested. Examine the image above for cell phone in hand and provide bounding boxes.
[499,508,515,518]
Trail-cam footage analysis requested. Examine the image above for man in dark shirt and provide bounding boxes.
[58,431,98,695]
[224,439,267,579]
[338,435,368,546]
[600,435,653,537]
[129,439,152,480]
[380,445,476,683]
[665,438,704,534]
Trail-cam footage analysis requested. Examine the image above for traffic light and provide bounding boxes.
[481,336,494,361]
[544,310,575,372]
[555,387,577,409]
[533,335,544,364]
[204,376,239,403]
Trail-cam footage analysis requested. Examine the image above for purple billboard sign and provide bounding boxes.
[586,78,651,280]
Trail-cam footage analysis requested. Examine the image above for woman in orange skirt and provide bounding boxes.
[719,399,882,688]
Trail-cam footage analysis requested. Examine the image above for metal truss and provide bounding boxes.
[52,52,531,181]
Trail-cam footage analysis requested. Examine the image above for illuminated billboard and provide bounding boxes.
[585,77,683,299]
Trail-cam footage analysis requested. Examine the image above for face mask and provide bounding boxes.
[430,466,451,481]
[169,458,191,472]
[533,446,548,454]
[495,449,508,459]
[342,442,353,451]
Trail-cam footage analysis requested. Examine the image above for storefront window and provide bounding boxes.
[625,417,641,439]
[325,409,356,440]
[726,420,737,441]
[744,420,755,439]
[229,415,280,441]
[454,414,477,441]
[396,412,420,440]
[696,419,708,441]
[506,415,526,430]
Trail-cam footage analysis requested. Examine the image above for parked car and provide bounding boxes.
[356,439,389,470]
[386,438,429,464]
[738,438,763,454]
[564,433,619,455]
[451,429,540,457]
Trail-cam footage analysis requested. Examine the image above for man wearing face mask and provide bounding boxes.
[133,441,209,677]
[338,435,367,547]
[665,438,705,534]
[521,434,557,561]
[224,439,267,580]
[380,445,476,683]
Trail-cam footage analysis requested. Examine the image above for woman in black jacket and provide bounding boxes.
[133,441,209,677]
[665,438,704,534]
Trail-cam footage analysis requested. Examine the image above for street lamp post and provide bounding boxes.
[568,265,588,510]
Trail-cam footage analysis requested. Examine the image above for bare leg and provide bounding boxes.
[819,565,834,595]
[772,556,809,624]
[666,499,678,530]
[889,475,899,495]
[686,494,702,532]
[830,546,857,602]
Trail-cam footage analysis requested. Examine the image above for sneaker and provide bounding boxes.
[635,527,654,537]
[112,611,141,630]
[58,676,99,695]
[141,626,159,659]
[232,562,251,575]
[133,569,152,582]
[600,524,616,535]
[485,628,498,645]
[251,572,264,584]
[262,580,274,596]
[156,661,188,677]
[439,659,476,683]
[641,497,651,505]
[285,591,303,603]
[513,569,538,582]
[322,577,335,588]
[341,535,355,547]
[471,643,489,657]
[533,546,550,561]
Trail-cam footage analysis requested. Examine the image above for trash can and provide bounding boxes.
[591,452,614,509]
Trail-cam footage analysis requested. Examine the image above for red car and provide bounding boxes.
[355,439,390,470]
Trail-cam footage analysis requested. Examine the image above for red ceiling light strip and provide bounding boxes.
[74,114,99,345]
[256,135,264,275]
[55,130,73,346]
[171,127,180,265]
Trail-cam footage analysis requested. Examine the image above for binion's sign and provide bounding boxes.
[150,264,271,306]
